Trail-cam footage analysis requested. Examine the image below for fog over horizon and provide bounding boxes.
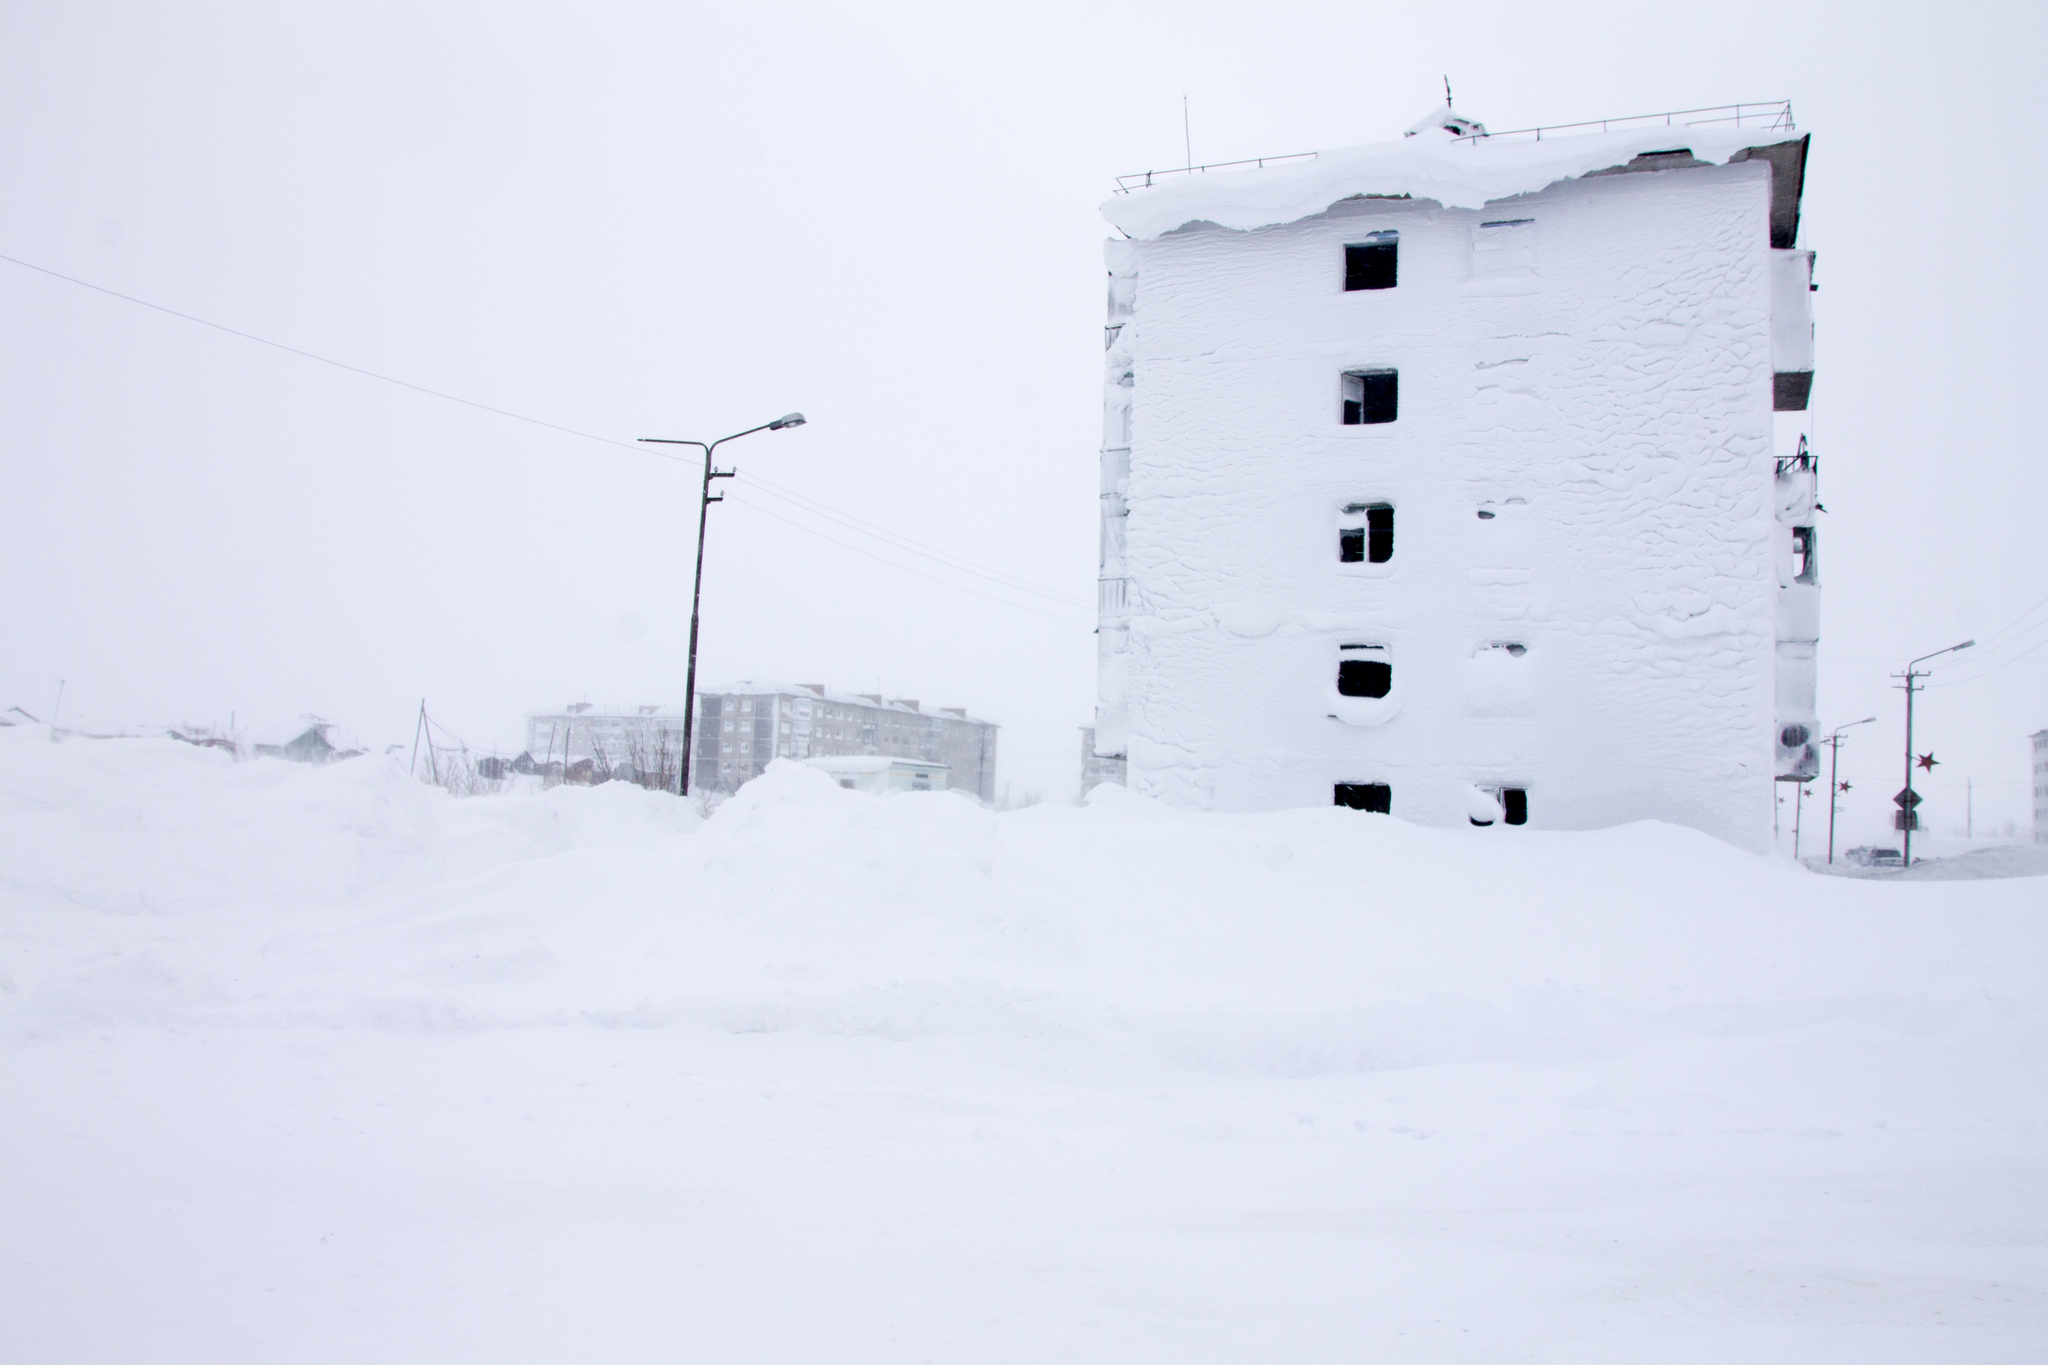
[4,1,2043,835]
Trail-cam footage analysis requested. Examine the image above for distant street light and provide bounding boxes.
[1893,639,1973,865]
[639,413,807,797]
[1822,715,1876,865]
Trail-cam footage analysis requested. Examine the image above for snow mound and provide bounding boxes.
[3,729,2044,1360]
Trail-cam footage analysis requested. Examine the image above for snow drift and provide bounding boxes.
[2,726,2043,1362]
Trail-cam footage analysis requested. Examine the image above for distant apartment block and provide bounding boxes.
[697,683,996,800]
[527,686,999,801]
[2034,728,2047,844]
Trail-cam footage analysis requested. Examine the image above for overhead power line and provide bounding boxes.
[736,470,1091,608]
[726,494,1094,627]
[0,250,644,454]
[0,249,1091,619]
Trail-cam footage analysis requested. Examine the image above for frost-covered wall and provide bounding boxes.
[1095,127,1817,851]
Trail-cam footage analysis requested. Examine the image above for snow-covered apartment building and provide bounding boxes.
[2032,728,2047,844]
[527,685,998,800]
[1092,102,1818,850]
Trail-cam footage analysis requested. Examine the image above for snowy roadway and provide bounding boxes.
[2,726,2043,1362]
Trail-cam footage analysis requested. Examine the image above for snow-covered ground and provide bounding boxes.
[3,725,2043,1363]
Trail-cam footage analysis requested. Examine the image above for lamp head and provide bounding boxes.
[768,412,806,430]
[1957,639,1975,650]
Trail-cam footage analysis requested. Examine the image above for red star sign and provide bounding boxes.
[1838,781,1852,793]
[1916,752,1939,772]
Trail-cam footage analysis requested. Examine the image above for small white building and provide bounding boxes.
[806,755,949,793]
[1092,102,1818,851]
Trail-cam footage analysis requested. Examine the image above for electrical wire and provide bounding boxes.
[1923,589,2048,687]
[735,471,1092,607]
[1972,588,2048,653]
[1927,634,2048,688]
[0,251,668,459]
[725,494,1096,627]
[1,250,1094,620]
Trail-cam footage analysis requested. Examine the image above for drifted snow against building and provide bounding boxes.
[1093,103,1819,850]
[695,683,998,801]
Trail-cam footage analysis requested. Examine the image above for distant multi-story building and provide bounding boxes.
[2033,729,2047,844]
[526,687,999,800]
[696,682,997,801]
[523,704,687,784]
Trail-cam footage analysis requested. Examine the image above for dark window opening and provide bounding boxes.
[1338,504,1393,563]
[1791,526,1817,584]
[1335,782,1392,814]
[1338,659,1392,699]
[1344,233,1398,291]
[1366,505,1393,561]
[1472,786,1529,827]
[1342,369,1398,425]
[1774,371,1814,411]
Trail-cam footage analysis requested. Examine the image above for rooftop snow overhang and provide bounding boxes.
[1103,127,1809,247]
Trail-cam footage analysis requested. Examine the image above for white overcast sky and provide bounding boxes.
[3,1,2043,832]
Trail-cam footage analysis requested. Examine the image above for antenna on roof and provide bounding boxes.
[1183,94,1192,170]
[1445,75,1453,108]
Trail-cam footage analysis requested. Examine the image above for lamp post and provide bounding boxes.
[1894,639,1973,865]
[639,413,807,797]
[1822,715,1876,865]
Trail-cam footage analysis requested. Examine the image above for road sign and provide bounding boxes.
[1893,787,1923,810]
[1893,810,1919,831]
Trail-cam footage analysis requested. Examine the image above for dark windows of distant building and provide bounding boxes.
[1342,369,1398,425]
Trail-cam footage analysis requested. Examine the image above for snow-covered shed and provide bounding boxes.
[1092,102,1820,850]
[805,755,949,794]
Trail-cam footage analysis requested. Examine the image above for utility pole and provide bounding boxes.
[1894,640,1973,865]
[1792,775,1806,860]
[639,413,807,797]
[1823,715,1876,865]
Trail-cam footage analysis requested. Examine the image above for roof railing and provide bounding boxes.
[1111,101,1795,192]
[1112,151,1318,194]
[1452,100,1795,145]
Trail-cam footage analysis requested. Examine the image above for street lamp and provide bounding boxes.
[1822,715,1876,865]
[639,413,807,797]
[1894,639,1973,865]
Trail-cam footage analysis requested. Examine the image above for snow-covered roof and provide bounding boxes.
[529,685,998,727]
[697,681,998,727]
[1103,110,1807,244]
[804,755,949,775]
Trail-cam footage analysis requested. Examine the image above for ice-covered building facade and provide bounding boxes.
[1093,103,1819,850]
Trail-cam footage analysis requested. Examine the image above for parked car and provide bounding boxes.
[1845,846,1904,868]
